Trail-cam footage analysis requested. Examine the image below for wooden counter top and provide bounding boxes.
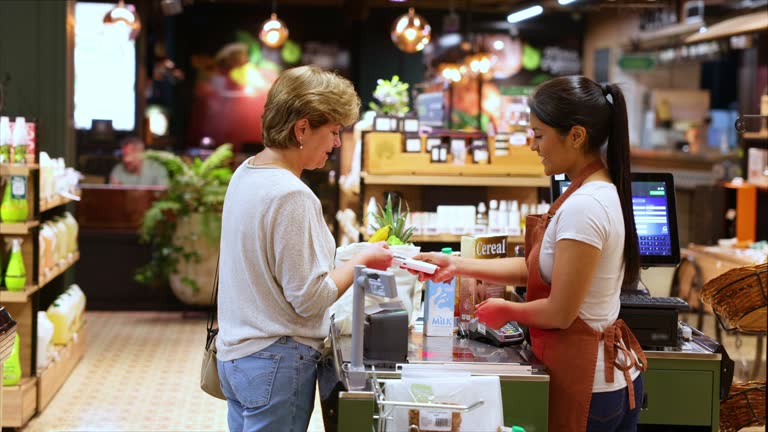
[631,148,739,171]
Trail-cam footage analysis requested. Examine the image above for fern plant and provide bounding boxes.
[135,144,234,292]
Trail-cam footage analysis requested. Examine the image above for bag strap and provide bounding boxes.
[206,257,220,348]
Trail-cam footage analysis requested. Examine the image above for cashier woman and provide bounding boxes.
[412,76,647,432]
[215,66,393,432]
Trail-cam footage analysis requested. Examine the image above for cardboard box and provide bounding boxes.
[458,235,509,325]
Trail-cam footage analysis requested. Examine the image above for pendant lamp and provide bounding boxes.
[391,8,431,53]
[259,2,289,50]
[103,0,141,40]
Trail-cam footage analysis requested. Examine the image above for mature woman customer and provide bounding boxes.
[216,65,393,432]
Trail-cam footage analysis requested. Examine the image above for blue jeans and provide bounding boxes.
[587,374,645,432]
[217,336,322,432]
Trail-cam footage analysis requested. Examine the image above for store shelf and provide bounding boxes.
[0,163,39,176]
[0,252,80,303]
[361,232,524,244]
[0,220,40,235]
[40,191,81,212]
[743,131,768,140]
[361,173,550,187]
[1,376,37,427]
[39,251,80,290]
[37,324,87,411]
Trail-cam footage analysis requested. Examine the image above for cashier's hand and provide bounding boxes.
[407,252,456,283]
[475,298,513,330]
[361,241,394,271]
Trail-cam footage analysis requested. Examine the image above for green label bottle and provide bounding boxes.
[5,237,26,291]
[2,334,21,386]
[0,176,29,223]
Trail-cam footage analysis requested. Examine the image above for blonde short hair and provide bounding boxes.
[262,66,361,149]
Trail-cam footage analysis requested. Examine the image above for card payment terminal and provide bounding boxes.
[467,318,525,347]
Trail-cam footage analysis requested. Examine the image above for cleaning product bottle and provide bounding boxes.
[0,175,29,222]
[0,117,11,163]
[3,334,21,386]
[12,117,27,164]
[5,237,26,291]
[424,247,455,337]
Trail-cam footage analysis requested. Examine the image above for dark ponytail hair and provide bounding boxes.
[529,76,639,285]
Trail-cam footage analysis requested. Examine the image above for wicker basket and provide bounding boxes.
[701,262,767,332]
[720,381,766,432]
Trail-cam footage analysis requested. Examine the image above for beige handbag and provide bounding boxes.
[201,261,226,400]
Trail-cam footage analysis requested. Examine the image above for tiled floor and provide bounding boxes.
[18,310,765,431]
[20,311,325,432]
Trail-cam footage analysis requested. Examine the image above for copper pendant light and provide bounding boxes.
[103,0,141,40]
[391,8,431,53]
[260,12,289,49]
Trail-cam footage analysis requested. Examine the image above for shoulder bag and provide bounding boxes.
[200,260,226,400]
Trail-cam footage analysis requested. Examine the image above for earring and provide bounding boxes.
[299,136,303,150]
[300,145,304,150]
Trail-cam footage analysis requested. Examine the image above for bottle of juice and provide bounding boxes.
[5,237,26,291]
[0,176,29,222]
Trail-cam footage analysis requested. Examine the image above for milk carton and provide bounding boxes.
[424,247,455,336]
[458,235,509,326]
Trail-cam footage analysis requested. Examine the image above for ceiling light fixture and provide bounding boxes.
[103,0,141,40]
[507,5,544,24]
[558,0,578,5]
[391,8,432,53]
[260,13,289,48]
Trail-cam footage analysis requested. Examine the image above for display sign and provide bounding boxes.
[618,55,656,71]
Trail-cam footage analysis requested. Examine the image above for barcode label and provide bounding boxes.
[419,410,452,431]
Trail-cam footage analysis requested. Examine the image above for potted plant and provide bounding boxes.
[135,144,234,305]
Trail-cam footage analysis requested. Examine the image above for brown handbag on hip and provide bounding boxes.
[200,260,226,400]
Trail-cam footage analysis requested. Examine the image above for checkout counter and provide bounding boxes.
[75,184,183,309]
[330,323,724,432]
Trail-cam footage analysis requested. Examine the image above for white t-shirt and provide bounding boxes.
[538,181,641,393]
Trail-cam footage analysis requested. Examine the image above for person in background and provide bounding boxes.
[109,136,169,186]
[216,66,393,432]
[411,76,646,432]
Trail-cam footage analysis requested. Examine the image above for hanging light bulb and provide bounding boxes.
[103,0,141,40]
[437,63,462,83]
[391,8,431,53]
[259,13,289,49]
[463,52,494,80]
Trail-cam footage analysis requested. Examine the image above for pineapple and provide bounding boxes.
[368,195,414,246]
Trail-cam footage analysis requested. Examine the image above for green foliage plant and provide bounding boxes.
[369,75,410,115]
[135,144,234,292]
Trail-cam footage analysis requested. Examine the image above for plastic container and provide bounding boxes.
[47,284,86,345]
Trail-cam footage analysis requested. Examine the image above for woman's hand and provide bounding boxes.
[406,252,457,283]
[474,298,513,330]
[360,241,393,270]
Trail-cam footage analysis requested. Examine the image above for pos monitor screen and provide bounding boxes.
[550,172,681,267]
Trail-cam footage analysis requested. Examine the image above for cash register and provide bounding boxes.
[551,172,689,349]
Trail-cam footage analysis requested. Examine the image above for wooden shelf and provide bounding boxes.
[37,324,87,411]
[743,132,768,140]
[0,163,39,176]
[40,191,80,212]
[0,251,80,303]
[1,376,37,427]
[0,220,39,235]
[361,232,524,244]
[362,173,550,187]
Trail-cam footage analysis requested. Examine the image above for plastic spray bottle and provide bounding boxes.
[0,175,29,223]
[5,238,26,291]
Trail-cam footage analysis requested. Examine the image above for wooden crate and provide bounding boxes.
[1,377,37,427]
[363,132,544,177]
[37,324,87,411]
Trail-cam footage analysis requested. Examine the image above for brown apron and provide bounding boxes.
[524,160,647,431]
